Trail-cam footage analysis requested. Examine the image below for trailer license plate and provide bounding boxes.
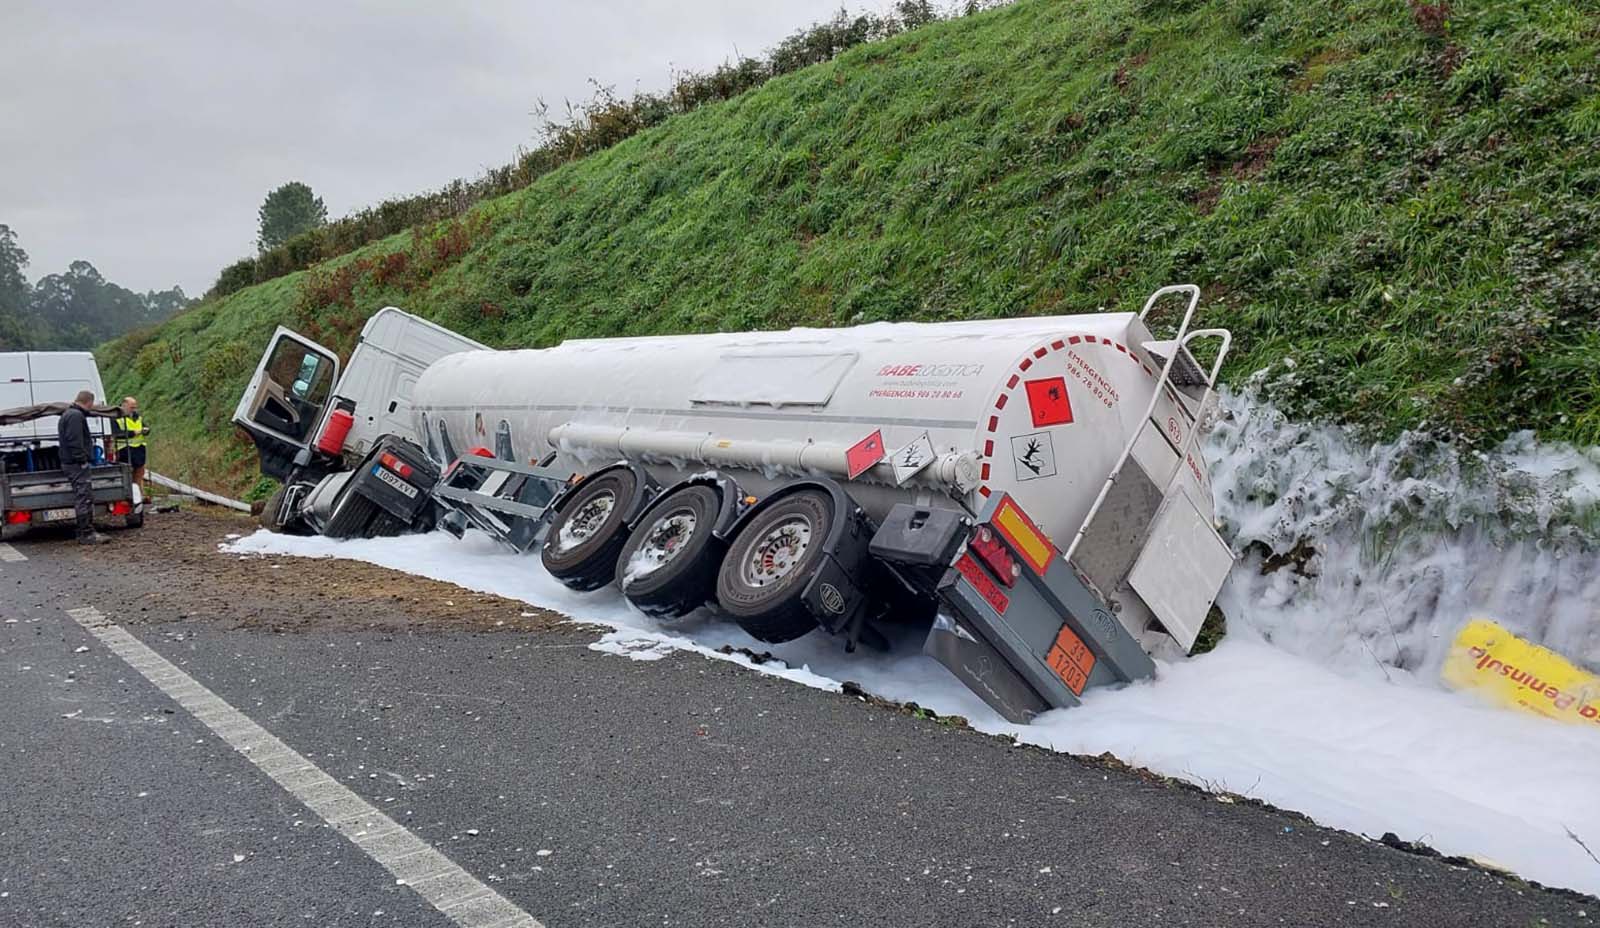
[373,466,417,498]
[38,507,75,522]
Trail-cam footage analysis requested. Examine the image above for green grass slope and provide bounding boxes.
[101,0,1600,495]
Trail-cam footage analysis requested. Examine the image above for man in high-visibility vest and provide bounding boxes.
[115,396,149,491]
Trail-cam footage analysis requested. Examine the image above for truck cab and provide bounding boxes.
[233,308,486,537]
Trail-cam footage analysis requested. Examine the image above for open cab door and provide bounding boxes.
[233,328,340,478]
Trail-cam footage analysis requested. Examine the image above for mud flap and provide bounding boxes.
[923,612,1051,723]
[801,553,868,635]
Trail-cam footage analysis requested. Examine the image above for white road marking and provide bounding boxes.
[65,606,543,928]
[0,543,25,562]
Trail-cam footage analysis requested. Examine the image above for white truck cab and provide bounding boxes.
[233,308,486,537]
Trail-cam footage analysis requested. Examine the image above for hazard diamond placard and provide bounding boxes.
[1024,377,1073,428]
[845,429,886,480]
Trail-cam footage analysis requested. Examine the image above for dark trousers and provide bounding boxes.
[65,462,94,536]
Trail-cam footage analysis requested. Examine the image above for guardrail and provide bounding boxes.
[148,471,253,513]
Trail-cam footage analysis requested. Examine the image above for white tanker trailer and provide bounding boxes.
[235,285,1234,722]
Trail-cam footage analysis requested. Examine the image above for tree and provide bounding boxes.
[0,225,34,350]
[257,181,328,253]
[0,225,28,314]
[895,1,938,28]
[0,225,188,351]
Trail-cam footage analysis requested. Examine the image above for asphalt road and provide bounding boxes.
[0,512,1591,927]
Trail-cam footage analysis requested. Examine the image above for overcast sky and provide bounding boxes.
[0,1,860,296]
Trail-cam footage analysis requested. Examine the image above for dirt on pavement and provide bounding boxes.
[6,503,567,634]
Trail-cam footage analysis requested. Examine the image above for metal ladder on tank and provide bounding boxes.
[1063,284,1232,565]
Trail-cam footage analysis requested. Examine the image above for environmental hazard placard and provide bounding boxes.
[1010,431,1056,481]
[891,431,937,485]
[1024,377,1073,428]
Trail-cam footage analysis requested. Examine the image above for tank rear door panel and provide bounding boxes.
[1126,489,1234,651]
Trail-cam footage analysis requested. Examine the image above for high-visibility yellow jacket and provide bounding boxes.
[115,414,147,449]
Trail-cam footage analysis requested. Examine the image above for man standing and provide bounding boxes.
[58,390,109,545]
[115,396,148,491]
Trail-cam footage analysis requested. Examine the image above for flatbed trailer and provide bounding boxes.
[1,351,143,535]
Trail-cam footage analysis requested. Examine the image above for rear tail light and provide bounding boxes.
[5,510,31,525]
[378,452,414,480]
[969,526,1021,587]
[110,501,132,515]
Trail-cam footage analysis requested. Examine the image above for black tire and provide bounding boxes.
[540,468,637,591]
[364,509,407,539]
[616,485,724,618]
[716,489,833,643]
[260,485,289,532]
[124,509,145,530]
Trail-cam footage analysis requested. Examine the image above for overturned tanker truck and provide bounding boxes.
[235,285,1234,722]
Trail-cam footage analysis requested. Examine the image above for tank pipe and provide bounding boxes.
[546,422,981,494]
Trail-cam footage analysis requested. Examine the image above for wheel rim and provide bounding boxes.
[742,515,812,588]
[555,490,616,553]
[628,506,699,582]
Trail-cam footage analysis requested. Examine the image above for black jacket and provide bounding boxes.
[57,404,93,465]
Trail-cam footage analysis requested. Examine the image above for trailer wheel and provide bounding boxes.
[616,485,723,617]
[541,468,637,591]
[716,489,833,643]
[124,509,145,530]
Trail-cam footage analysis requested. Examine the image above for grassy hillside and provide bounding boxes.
[100,0,1600,495]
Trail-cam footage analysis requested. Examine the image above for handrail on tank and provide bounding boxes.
[1137,283,1200,325]
[1155,327,1234,515]
[1063,284,1200,563]
[1181,327,1232,389]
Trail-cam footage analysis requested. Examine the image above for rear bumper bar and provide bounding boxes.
[1,463,134,515]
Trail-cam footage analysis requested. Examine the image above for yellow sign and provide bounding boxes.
[992,494,1054,576]
[1441,618,1600,727]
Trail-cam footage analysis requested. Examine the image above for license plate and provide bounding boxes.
[38,508,76,522]
[372,466,418,498]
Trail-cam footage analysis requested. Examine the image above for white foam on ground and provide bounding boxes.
[221,391,1600,896]
[224,525,1600,896]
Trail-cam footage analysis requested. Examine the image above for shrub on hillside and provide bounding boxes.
[211,257,257,298]
[133,340,168,379]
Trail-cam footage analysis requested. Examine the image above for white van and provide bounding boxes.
[0,351,115,445]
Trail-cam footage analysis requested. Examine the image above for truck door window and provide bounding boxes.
[253,339,335,442]
[495,420,514,461]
